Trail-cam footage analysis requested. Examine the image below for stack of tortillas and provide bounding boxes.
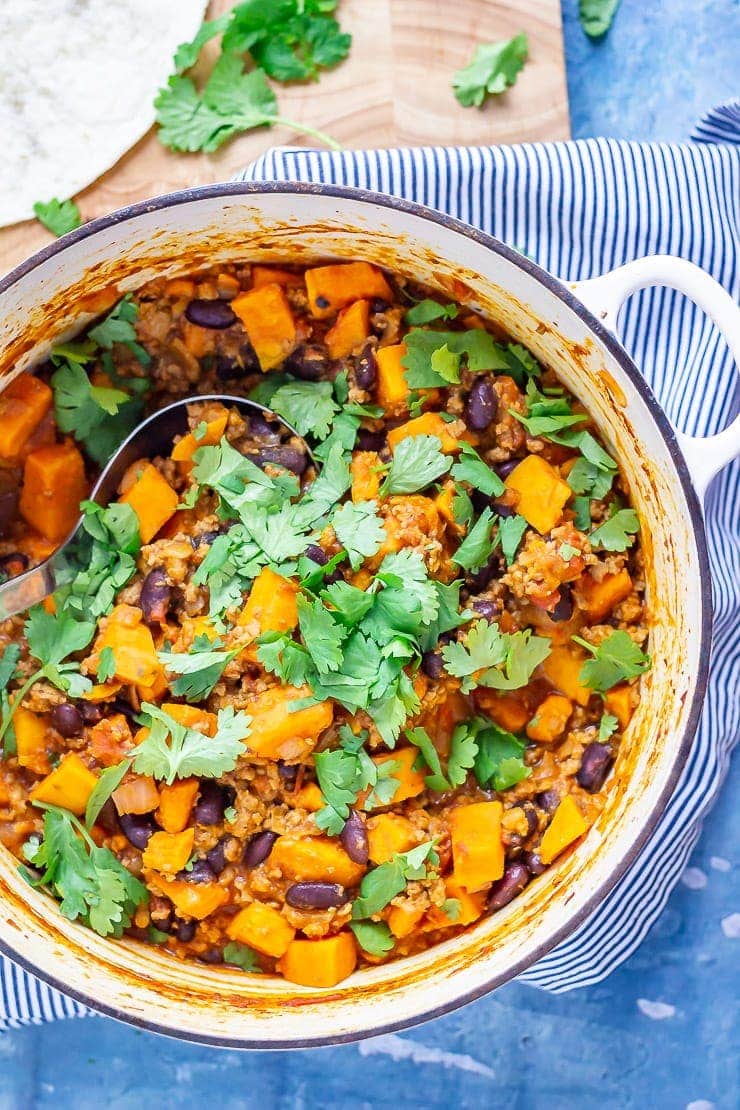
[0,0,207,226]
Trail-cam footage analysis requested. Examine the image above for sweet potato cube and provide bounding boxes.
[387,902,426,939]
[30,753,98,816]
[387,411,460,454]
[231,283,297,371]
[325,299,371,358]
[366,813,416,864]
[142,828,195,875]
[278,932,357,987]
[368,748,426,807]
[539,796,588,864]
[171,413,228,467]
[238,567,298,638]
[424,878,486,930]
[19,440,88,542]
[527,694,573,743]
[0,374,53,458]
[95,605,164,691]
[119,462,178,543]
[350,451,382,502]
[156,778,199,834]
[14,707,52,775]
[376,343,410,414]
[160,702,217,736]
[505,455,572,534]
[227,901,295,958]
[449,800,504,892]
[605,683,634,730]
[579,570,633,622]
[162,879,228,920]
[251,266,304,289]
[475,690,530,733]
[542,644,591,707]
[245,685,333,761]
[291,782,324,812]
[305,262,392,320]
[270,836,365,888]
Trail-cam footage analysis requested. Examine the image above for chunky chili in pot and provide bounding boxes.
[0,261,650,988]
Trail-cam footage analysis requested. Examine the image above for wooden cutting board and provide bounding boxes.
[0,0,568,276]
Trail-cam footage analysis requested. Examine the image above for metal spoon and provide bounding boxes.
[0,394,314,621]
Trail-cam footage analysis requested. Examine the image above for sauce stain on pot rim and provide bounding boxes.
[0,183,711,1047]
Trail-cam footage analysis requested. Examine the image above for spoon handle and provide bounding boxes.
[0,555,62,621]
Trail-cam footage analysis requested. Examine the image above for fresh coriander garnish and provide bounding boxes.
[598,713,619,741]
[223,941,263,972]
[573,631,651,692]
[511,380,587,438]
[404,300,458,325]
[269,380,339,441]
[406,727,450,792]
[498,514,528,565]
[132,703,251,784]
[351,841,438,919]
[330,500,386,569]
[314,726,398,835]
[22,804,147,937]
[473,721,531,791]
[589,508,639,552]
[451,507,497,572]
[60,501,141,624]
[96,646,116,684]
[579,0,621,39]
[402,328,508,389]
[33,198,82,237]
[442,620,551,693]
[451,442,505,497]
[158,636,238,702]
[380,434,451,496]
[349,920,395,956]
[452,32,529,108]
[85,759,132,829]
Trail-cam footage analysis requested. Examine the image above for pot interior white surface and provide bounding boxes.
[0,188,708,1046]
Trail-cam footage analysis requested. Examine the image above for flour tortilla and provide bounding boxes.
[0,0,208,226]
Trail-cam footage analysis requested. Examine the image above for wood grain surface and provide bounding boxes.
[0,0,568,276]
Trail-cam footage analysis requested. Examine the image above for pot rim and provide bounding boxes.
[0,181,713,1048]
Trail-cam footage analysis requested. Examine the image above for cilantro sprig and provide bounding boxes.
[314,726,399,835]
[574,631,651,693]
[132,703,251,784]
[351,841,438,919]
[33,198,82,237]
[442,620,550,693]
[452,32,529,108]
[380,435,451,495]
[158,636,238,702]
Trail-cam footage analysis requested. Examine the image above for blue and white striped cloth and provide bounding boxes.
[2,104,738,1030]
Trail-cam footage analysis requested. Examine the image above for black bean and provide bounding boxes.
[193,781,229,825]
[119,813,157,850]
[96,798,120,835]
[495,459,520,480]
[304,543,328,566]
[178,858,216,884]
[421,650,445,679]
[522,804,539,839]
[0,487,18,537]
[471,597,497,621]
[191,529,221,549]
[206,839,228,876]
[488,862,530,911]
[536,789,560,814]
[470,489,493,515]
[252,445,307,475]
[356,429,385,453]
[277,761,299,787]
[464,377,498,431]
[495,501,515,519]
[524,851,547,876]
[285,882,348,909]
[576,743,614,793]
[466,557,498,593]
[139,567,171,625]
[243,830,278,869]
[549,585,574,623]
[199,948,224,965]
[213,355,242,381]
[285,345,328,381]
[172,918,196,943]
[354,344,378,390]
[79,701,103,726]
[110,697,139,724]
[0,552,29,579]
[185,298,237,329]
[50,702,83,738]
[340,811,369,865]
[370,298,389,314]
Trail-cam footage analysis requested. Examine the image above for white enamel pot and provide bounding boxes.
[0,185,738,1047]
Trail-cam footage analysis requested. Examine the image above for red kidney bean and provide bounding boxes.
[488,862,530,911]
[179,858,216,884]
[50,702,83,738]
[471,597,497,620]
[110,697,139,724]
[354,344,378,390]
[549,585,574,622]
[524,851,547,876]
[285,345,328,381]
[248,412,281,441]
[172,918,196,943]
[370,298,389,314]
[285,882,348,909]
[522,804,538,838]
[466,557,499,593]
[421,650,445,679]
[193,781,230,825]
[464,377,498,430]
[536,789,560,814]
[304,543,328,565]
[119,813,157,850]
[213,355,241,381]
[356,428,385,453]
[185,298,237,329]
[495,459,520,480]
[96,798,120,834]
[277,761,299,787]
[199,948,224,964]
[206,839,228,875]
[243,830,278,868]
[341,811,369,865]
[139,567,171,625]
[495,500,515,519]
[252,445,307,475]
[79,701,104,726]
[190,529,221,549]
[577,743,614,793]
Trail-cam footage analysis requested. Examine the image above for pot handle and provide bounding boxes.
[571,256,739,499]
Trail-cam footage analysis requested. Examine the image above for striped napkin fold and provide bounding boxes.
[2,102,737,1029]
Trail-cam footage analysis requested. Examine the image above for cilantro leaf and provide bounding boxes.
[0,644,21,694]
[23,805,147,937]
[350,920,395,956]
[406,727,450,792]
[405,300,458,325]
[88,297,150,364]
[447,721,480,786]
[419,580,469,653]
[511,380,586,438]
[158,641,237,702]
[599,713,619,741]
[452,506,497,572]
[441,620,507,688]
[452,32,529,108]
[589,508,639,552]
[245,503,312,564]
[322,580,375,625]
[579,0,621,38]
[257,632,313,686]
[85,759,131,829]
[58,501,140,623]
[174,14,231,72]
[50,359,143,467]
[351,841,438,919]
[498,514,528,565]
[451,442,505,497]
[566,457,614,500]
[223,941,263,972]
[269,380,339,440]
[133,703,250,784]
[376,551,439,622]
[96,646,116,684]
[442,620,550,693]
[331,500,386,569]
[297,593,347,674]
[33,198,82,237]
[381,434,451,495]
[473,722,530,791]
[574,631,651,693]
[314,726,376,835]
[502,343,541,387]
[402,328,508,388]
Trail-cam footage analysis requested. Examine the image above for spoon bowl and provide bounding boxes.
[0,393,312,620]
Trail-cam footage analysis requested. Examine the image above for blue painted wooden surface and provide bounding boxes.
[1,2,737,1105]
